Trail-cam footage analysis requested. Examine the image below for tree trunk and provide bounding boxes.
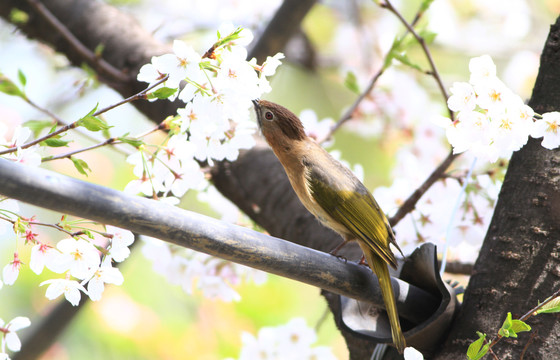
[435,16,560,359]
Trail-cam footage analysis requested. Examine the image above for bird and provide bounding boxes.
[252,99,406,353]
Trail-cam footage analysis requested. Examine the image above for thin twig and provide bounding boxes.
[519,288,560,321]
[25,98,65,126]
[437,259,473,275]
[92,75,168,117]
[0,121,78,156]
[485,288,560,351]
[0,75,168,157]
[42,139,119,162]
[324,0,429,141]
[323,69,385,142]
[520,330,538,360]
[42,121,166,162]
[382,0,454,121]
[486,343,500,360]
[389,150,459,226]
[0,214,77,237]
[442,163,506,183]
[29,221,86,237]
[24,95,134,157]
[25,0,129,83]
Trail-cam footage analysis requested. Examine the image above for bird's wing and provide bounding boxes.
[305,161,399,269]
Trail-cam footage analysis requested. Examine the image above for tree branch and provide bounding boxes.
[247,0,317,63]
[24,0,129,82]
[0,158,438,325]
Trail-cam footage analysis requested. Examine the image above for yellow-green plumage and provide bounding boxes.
[253,99,406,353]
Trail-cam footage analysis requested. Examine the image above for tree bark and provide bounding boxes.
[435,16,560,359]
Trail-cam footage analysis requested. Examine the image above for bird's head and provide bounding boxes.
[252,100,306,148]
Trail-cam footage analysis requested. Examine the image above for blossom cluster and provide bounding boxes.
[1,223,134,306]
[142,237,266,302]
[130,24,284,202]
[437,55,560,162]
[225,318,337,360]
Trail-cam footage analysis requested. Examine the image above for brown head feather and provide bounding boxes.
[255,100,306,141]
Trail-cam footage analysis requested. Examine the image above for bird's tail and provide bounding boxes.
[360,243,406,353]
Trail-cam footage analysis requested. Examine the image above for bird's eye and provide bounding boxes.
[265,111,274,120]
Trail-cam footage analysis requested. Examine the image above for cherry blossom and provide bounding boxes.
[40,278,88,306]
[447,82,476,113]
[531,112,560,150]
[105,226,135,263]
[404,347,425,360]
[2,253,21,286]
[469,54,497,85]
[55,238,100,280]
[7,147,42,167]
[0,316,30,354]
[299,109,334,143]
[86,260,124,301]
[155,40,202,90]
[29,241,58,275]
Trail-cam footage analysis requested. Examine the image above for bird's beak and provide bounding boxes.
[252,99,262,128]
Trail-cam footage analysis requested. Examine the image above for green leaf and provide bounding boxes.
[384,34,414,69]
[344,71,360,94]
[502,312,513,328]
[498,312,530,338]
[537,297,560,314]
[17,69,27,87]
[419,0,435,13]
[94,43,105,58]
[384,38,400,69]
[23,120,55,137]
[217,26,243,46]
[101,127,111,140]
[393,53,424,72]
[466,332,488,360]
[41,138,70,147]
[419,29,437,45]
[498,327,510,338]
[147,87,177,100]
[83,229,94,239]
[511,319,531,334]
[77,105,111,132]
[118,135,143,148]
[498,312,513,337]
[80,116,110,131]
[0,73,26,98]
[9,8,29,24]
[477,344,490,360]
[70,157,91,176]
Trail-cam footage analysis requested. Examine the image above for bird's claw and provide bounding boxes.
[330,253,348,263]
